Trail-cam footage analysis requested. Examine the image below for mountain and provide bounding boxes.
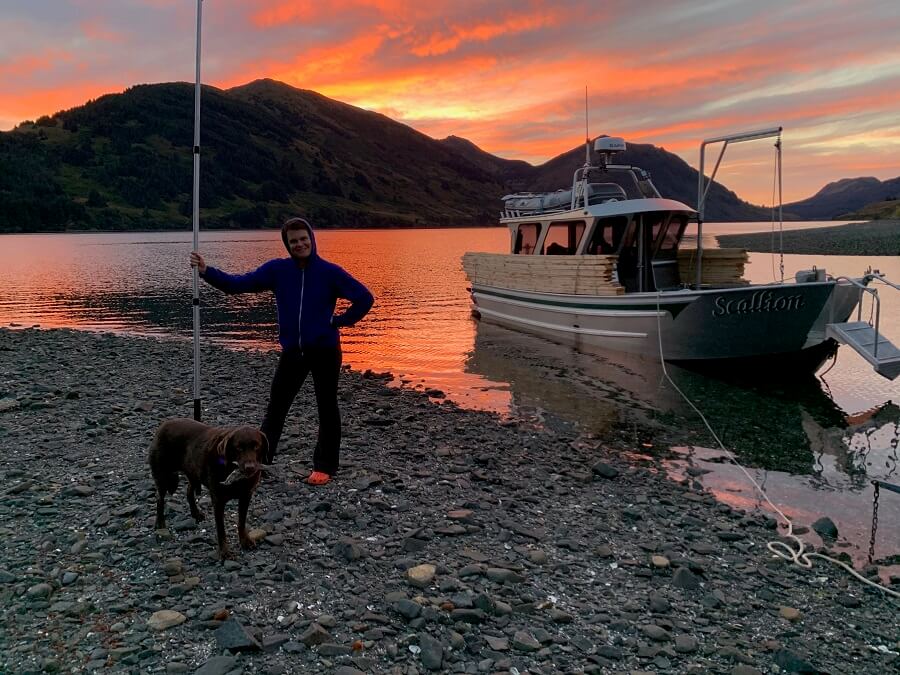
[784,176,900,220]
[839,198,900,221]
[438,135,532,189]
[0,79,770,233]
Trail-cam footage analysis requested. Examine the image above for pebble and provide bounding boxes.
[194,655,238,675]
[26,582,53,598]
[512,631,542,652]
[779,606,802,622]
[674,634,699,653]
[641,624,671,642]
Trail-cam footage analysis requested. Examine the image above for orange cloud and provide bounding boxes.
[0,50,73,79]
[250,1,319,28]
[250,0,420,28]
[410,10,564,57]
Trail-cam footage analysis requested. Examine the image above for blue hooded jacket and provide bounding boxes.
[201,225,373,351]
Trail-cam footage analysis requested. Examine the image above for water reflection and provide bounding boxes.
[464,319,899,567]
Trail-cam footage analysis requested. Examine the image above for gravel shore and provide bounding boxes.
[717,220,900,256]
[1,328,898,675]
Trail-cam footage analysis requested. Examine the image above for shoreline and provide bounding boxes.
[717,219,900,255]
[1,327,897,673]
[0,219,879,238]
[0,224,506,236]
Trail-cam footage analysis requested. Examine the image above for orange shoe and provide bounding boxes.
[306,471,331,486]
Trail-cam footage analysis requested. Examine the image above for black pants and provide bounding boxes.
[260,346,342,474]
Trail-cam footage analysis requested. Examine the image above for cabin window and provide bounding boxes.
[514,223,541,254]
[657,215,687,255]
[645,212,668,252]
[542,221,585,255]
[585,216,631,254]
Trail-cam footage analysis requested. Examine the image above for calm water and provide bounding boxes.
[1,225,898,568]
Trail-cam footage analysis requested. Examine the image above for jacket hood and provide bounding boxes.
[280,217,318,260]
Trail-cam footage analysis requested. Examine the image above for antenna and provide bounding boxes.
[584,86,590,165]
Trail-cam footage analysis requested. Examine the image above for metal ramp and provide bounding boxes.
[826,321,900,380]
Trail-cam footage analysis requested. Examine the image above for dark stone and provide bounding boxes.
[299,623,331,646]
[262,633,290,651]
[774,648,825,673]
[418,632,443,670]
[591,462,620,479]
[194,656,238,675]
[597,645,622,659]
[672,567,701,591]
[318,643,351,657]
[214,618,261,652]
[394,599,421,619]
[811,517,838,540]
[449,609,485,623]
[333,538,365,561]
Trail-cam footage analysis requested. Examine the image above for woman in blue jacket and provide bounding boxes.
[190,217,374,485]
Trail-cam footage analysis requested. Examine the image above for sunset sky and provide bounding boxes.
[2,0,899,204]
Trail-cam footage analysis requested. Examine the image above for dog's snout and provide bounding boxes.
[241,460,260,475]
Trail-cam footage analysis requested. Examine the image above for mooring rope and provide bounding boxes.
[654,292,900,600]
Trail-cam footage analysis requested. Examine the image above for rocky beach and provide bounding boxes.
[717,220,900,256]
[1,327,898,675]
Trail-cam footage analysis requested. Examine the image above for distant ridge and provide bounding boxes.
[784,176,900,219]
[0,79,805,232]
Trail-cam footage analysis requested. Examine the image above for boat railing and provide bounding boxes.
[865,271,900,360]
[696,127,783,289]
[501,206,570,219]
[569,164,662,210]
[832,276,881,357]
[868,270,900,293]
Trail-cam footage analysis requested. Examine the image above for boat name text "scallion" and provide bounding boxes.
[712,291,804,317]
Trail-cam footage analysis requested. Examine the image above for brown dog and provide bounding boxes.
[149,418,267,559]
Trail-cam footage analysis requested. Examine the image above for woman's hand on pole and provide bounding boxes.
[190,251,207,275]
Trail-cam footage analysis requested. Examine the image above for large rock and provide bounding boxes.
[811,516,838,539]
[147,610,186,631]
[407,564,436,588]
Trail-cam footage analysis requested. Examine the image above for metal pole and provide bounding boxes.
[696,144,705,289]
[191,0,203,421]
[777,136,784,282]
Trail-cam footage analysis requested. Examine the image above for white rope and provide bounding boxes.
[654,292,900,600]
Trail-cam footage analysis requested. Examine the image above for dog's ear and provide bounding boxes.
[215,430,234,462]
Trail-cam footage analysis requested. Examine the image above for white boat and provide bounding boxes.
[463,129,900,379]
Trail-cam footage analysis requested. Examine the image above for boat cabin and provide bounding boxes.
[508,209,690,292]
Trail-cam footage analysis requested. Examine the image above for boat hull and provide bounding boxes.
[470,280,861,368]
